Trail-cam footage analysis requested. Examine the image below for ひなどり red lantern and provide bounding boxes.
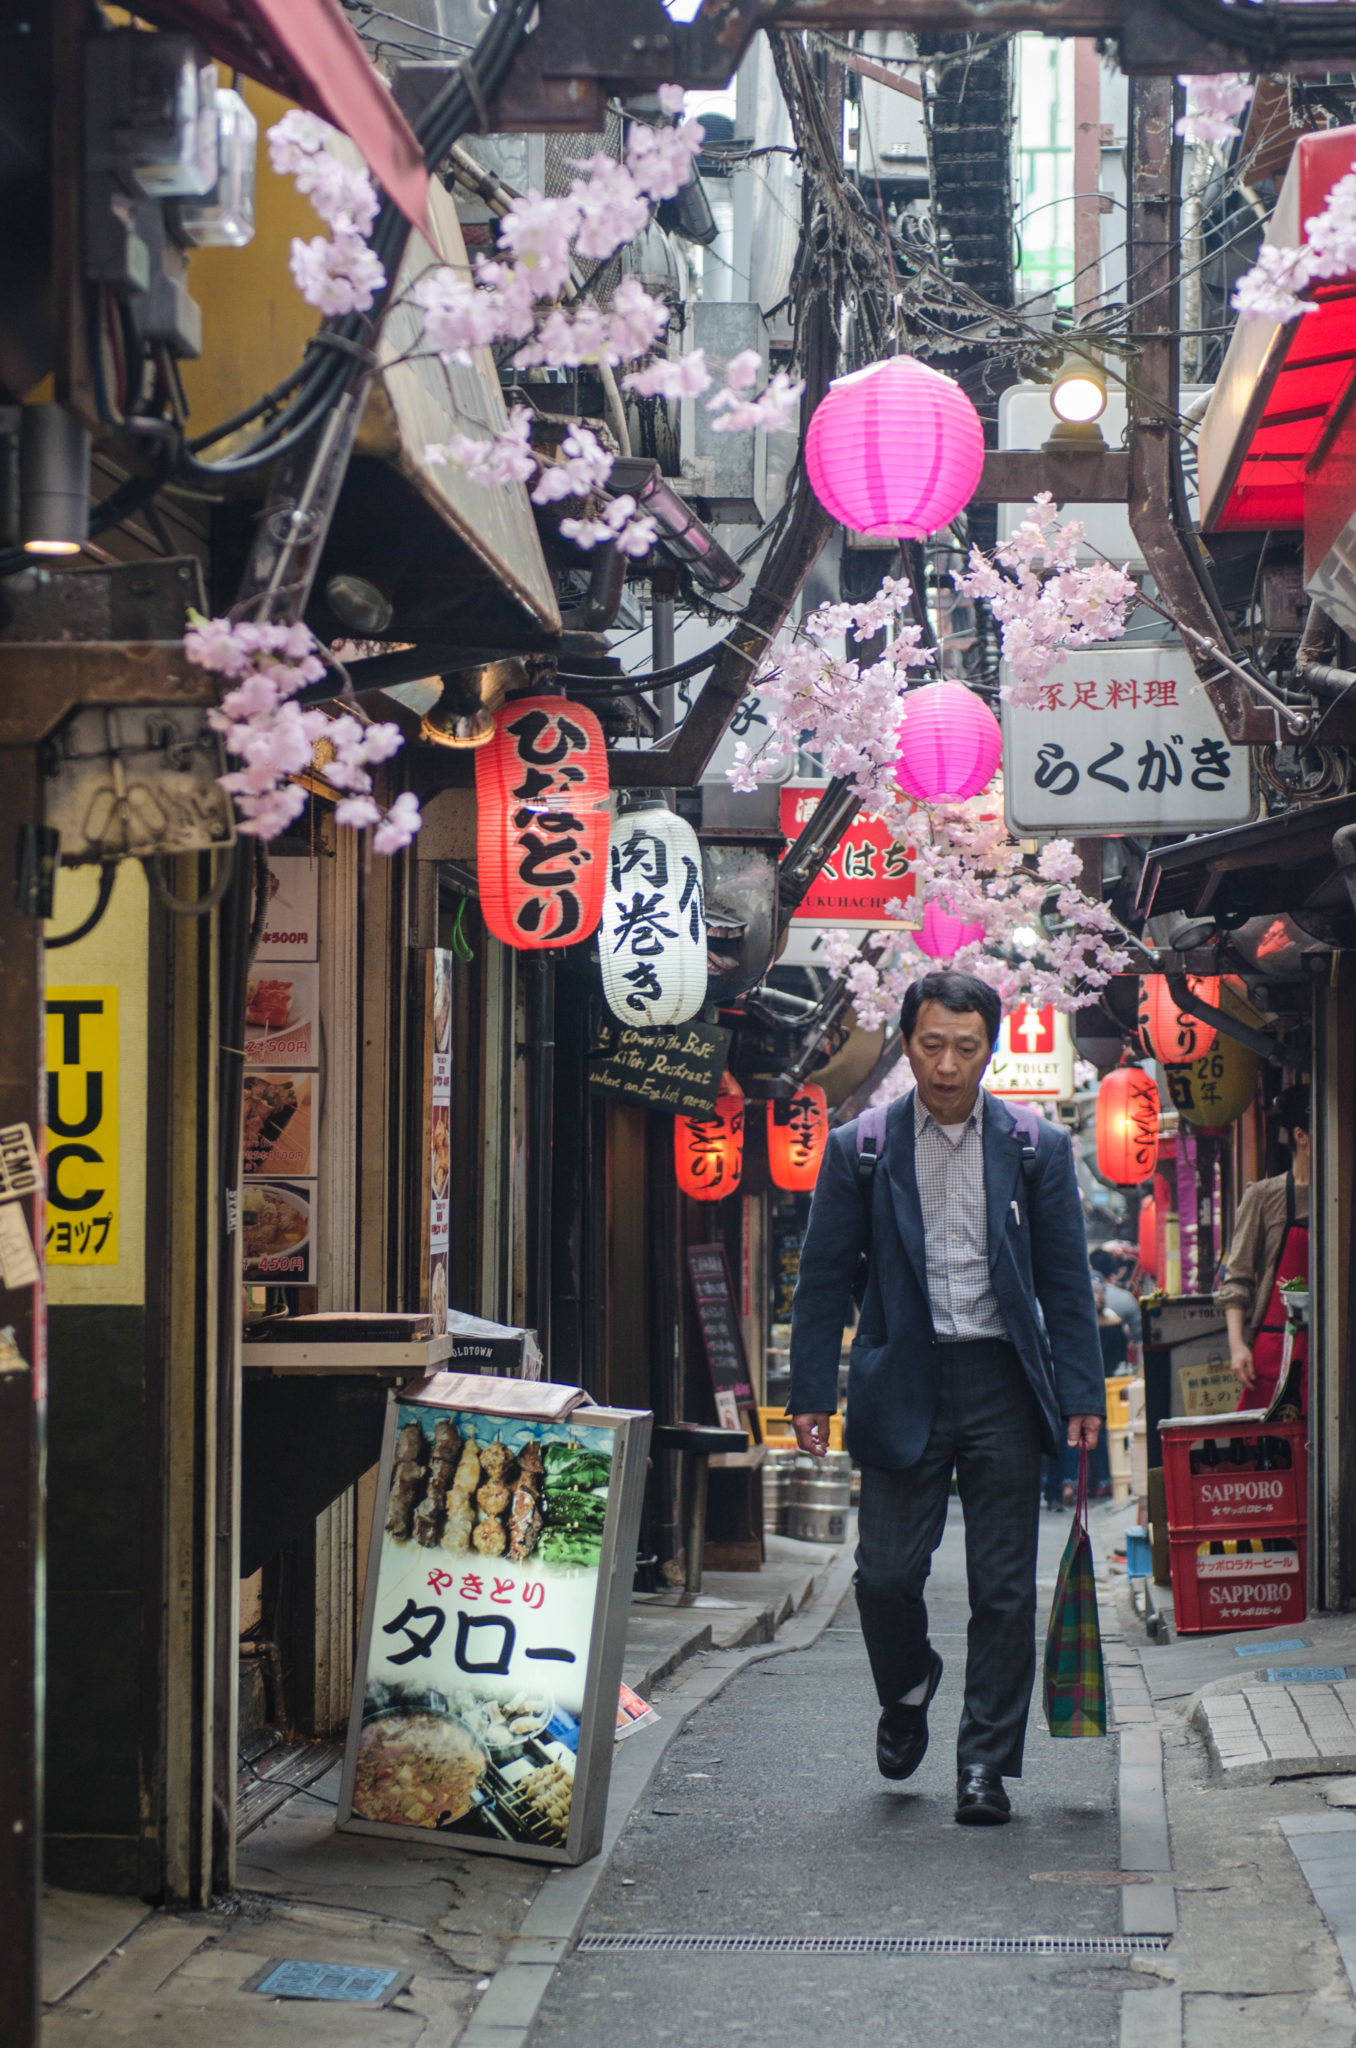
[674,1074,744,1202]
[1138,974,1220,1064]
[1096,1066,1160,1186]
[767,1084,829,1192]
[1138,1196,1158,1279]
[476,697,609,948]
[895,682,1002,802]
[805,357,985,539]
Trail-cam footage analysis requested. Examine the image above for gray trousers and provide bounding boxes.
[854,1338,1045,1778]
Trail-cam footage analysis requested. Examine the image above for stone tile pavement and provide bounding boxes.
[1195,1681,1356,1784]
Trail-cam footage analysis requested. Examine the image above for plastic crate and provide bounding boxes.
[1160,1417,1306,1533]
[1170,1526,1307,1635]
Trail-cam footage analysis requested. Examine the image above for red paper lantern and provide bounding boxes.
[675,1073,745,1203]
[1138,974,1220,1064]
[767,1084,829,1192]
[1096,1066,1160,1186]
[1138,1196,1158,1279]
[915,898,984,960]
[895,682,1002,802]
[805,357,985,539]
[476,697,610,948]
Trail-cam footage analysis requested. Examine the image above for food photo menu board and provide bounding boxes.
[243,857,319,1287]
[338,1375,651,1865]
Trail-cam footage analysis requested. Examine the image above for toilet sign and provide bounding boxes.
[987,1005,1074,1100]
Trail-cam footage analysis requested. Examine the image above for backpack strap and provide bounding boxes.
[850,1104,889,1306]
[1008,1099,1043,1195]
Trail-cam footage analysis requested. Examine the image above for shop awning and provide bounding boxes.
[1136,789,1356,922]
[134,0,429,236]
[1197,126,1356,535]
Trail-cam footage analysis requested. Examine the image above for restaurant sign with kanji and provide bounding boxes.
[1000,648,1253,837]
[339,1377,650,1866]
[779,785,916,926]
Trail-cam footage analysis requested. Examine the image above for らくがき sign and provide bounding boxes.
[339,1382,650,1865]
[1000,647,1252,837]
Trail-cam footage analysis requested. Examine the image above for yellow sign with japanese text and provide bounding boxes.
[45,987,119,1264]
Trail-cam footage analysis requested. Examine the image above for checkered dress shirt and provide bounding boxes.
[912,1090,1010,1341]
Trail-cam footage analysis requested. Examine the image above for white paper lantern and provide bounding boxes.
[599,805,708,1026]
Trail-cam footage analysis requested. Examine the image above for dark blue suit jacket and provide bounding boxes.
[788,1089,1105,1468]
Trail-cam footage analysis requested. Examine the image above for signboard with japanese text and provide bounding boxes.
[45,987,118,1264]
[254,855,319,961]
[1000,647,1253,837]
[425,951,453,1335]
[589,1019,732,1118]
[779,785,916,926]
[339,1384,650,1865]
[244,860,318,1286]
[687,1244,754,1414]
[986,1005,1075,1100]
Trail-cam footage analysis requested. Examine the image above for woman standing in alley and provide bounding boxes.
[1220,1084,1310,1413]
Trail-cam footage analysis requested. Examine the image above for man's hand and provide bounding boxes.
[1066,1413,1102,1450]
[792,1412,831,1458]
[1230,1341,1256,1389]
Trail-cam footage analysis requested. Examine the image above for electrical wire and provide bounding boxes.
[173,0,539,486]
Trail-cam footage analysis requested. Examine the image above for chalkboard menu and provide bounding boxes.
[687,1245,753,1414]
[590,1021,732,1118]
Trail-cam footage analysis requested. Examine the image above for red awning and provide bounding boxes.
[1198,126,1356,535]
[133,0,430,236]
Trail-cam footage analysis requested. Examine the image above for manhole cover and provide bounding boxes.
[1030,1870,1162,1886]
[245,1961,411,2004]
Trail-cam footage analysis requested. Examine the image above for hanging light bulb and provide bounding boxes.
[20,404,90,556]
[1049,349,1107,425]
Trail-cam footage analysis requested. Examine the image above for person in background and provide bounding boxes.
[1219,1084,1310,1412]
[1089,1244,1142,1360]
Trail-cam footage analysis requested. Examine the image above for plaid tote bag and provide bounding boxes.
[1043,1444,1108,1738]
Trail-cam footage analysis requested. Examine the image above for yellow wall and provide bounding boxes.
[43,863,149,1308]
[177,80,322,448]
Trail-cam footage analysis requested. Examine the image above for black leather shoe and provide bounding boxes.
[876,1649,944,1780]
[955,1765,1011,1826]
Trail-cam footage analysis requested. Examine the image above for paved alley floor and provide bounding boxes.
[531,1504,1131,2048]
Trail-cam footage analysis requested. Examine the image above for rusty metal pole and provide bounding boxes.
[1126,74,1275,745]
[0,750,47,2048]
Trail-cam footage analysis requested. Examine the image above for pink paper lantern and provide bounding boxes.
[895,682,1002,801]
[805,357,986,539]
[915,899,984,960]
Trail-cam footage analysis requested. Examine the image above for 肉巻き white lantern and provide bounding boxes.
[599,805,707,1026]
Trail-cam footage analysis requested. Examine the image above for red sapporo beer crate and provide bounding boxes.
[1169,1527,1307,1636]
[1160,1418,1307,1533]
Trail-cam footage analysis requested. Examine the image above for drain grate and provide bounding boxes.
[577,1933,1167,1958]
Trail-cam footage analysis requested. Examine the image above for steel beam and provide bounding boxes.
[972,449,1130,504]
[1125,78,1276,747]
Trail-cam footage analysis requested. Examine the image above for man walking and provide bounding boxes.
[789,971,1103,1826]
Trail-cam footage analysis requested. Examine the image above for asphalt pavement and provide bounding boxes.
[531,1502,1132,2048]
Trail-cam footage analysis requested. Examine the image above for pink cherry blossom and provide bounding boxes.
[1176,74,1253,146]
[625,115,706,201]
[531,425,615,504]
[570,155,652,261]
[1231,241,1318,321]
[289,232,385,316]
[334,793,381,830]
[496,189,578,297]
[623,348,711,399]
[374,790,423,855]
[426,406,536,489]
[707,368,805,435]
[656,84,686,116]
